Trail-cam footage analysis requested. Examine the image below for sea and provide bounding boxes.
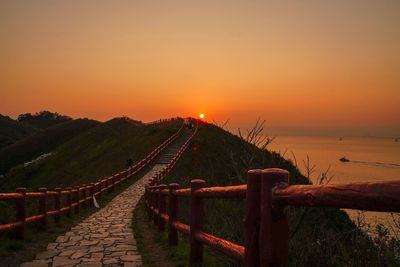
[269,136,400,232]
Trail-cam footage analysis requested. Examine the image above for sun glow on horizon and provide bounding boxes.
[199,113,205,119]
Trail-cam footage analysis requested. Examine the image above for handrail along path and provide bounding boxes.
[145,165,400,266]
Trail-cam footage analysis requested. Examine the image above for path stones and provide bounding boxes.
[36,250,60,260]
[21,164,165,266]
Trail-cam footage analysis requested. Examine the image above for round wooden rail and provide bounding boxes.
[273,180,400,212]
[194,232,245,263]
[149,185,247,199]
[0,193,23,199]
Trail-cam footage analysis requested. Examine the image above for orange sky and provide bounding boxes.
[1,1,399,136]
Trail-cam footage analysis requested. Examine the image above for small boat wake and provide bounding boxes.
[346,159,400,169]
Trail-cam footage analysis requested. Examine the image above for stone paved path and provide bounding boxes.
[21,164,166,267]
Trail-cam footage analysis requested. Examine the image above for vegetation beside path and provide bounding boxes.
[0,118,182,265]
[136,121,399,266]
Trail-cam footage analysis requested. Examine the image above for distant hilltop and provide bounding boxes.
[0,111,73,149]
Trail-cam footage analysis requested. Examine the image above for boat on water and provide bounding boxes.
[339,157,350,162]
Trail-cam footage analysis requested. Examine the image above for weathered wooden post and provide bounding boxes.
[74,186,80,214]
[189,179,205,266]
[144,186,148,216]
[259,168,289,267]
[98,180,103,200]
[66,187,72,217]
[147,187,152,220]
[55,188,62,223]
[153,187,158,221]
[90,183,95,207]
[158,184,167,231]
[81,184,87,207]
[153,186,159,225]
[110,176,115,191]
[244,169,262,267]
[116,173,120,186]
[39,187,47,230]
[119,173,122,184]
[16,187,26,239]
[86,185,90,204]
[146,187,151,219]
[150,188,156,221]
[168,183,179,245]
[146,185,151,218]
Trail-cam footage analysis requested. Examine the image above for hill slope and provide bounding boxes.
[0,111,74,150]
[0,115,36,149]
[0,118,182,191]
[0,119,99,175]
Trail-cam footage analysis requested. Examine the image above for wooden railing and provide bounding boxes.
[148,122,198,186]
[0,118,185,239]
[145,168,400,266]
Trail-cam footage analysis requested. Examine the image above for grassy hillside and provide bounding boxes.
[0,118,182,192]
[152,122,398,266]
[0,119,99,175]
[0,115,36,149]
[0,111,74,150]
[0,118,182,263]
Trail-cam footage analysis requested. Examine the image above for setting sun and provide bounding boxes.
[199,113,205,119]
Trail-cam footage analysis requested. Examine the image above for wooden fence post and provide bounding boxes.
[117,173,121,185]
[98,180,103,200]
[110,176,115,191]
[39,187,47,230]
[153,186,159,225]
[66,187,72,217]
[158,184,167,231]
[147,188,152,220]
[16,187,26,239]
[75,186,80,214]
[150,188,156,221]
[86,185,91,206]
[81,185,87,207]
[144,186,149,217]
[189,179,205,266]
[168,183,179,245]
[55,188,61,223]
[244,169,262,267]
[90,183,95,207]
[259,168,289,267]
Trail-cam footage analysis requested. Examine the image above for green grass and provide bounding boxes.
[0,115,37,149]
[132,198,223,267]
[0,111,73,150]
[0,118,181,191]
[0,118,99,175]
[131,200,154,267]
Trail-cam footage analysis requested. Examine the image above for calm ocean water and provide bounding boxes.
[269,136,400,228]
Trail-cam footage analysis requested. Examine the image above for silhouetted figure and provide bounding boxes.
[127,158,133,167]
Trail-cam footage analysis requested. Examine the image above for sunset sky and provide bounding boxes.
[1,1,399,137]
